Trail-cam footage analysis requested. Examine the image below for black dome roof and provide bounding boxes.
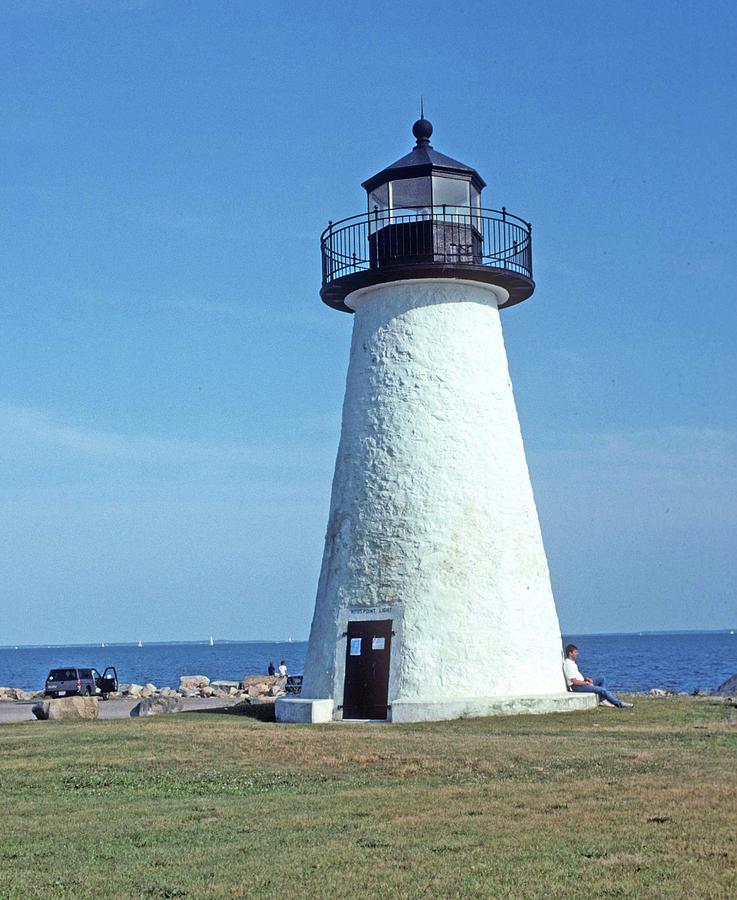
[362,118,486,193]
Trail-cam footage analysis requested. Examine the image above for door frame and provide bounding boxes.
[333,605,403,720]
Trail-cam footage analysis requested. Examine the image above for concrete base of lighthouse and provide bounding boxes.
[276,693,596,724]
[286,277,580,726]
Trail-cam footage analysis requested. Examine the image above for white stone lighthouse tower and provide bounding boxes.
[277,117,594,723]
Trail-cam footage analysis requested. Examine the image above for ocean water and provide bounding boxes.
[0,642,306,693]
[0,632,735,694]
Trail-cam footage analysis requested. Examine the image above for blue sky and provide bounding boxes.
[1,0,735,644]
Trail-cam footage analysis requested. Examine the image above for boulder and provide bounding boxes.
[32,697,99,721]
[179,675,210,692]
[210,680,240,692]
[144,683,158,693]
[714,673,737,697]
[649,688,667,696]
[0,687,38,701]
[0,687,24,701]
[125,684,144,697]
[130,696,183,717]
[241,675,287,701]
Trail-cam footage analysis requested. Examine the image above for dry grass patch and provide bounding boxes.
[0,697,735,898]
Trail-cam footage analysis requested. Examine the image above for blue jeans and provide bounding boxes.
[570,678,623,707]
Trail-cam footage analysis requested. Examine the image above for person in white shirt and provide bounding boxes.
[278,660,288,677]
[563,644,633,708]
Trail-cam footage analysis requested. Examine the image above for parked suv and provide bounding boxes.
[44,666,118,699]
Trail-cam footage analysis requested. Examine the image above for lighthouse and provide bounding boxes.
[277,117,595,723]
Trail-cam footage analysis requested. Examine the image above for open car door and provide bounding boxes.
[97,666,118,699]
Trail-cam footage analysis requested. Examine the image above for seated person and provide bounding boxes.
[563,644,633,708]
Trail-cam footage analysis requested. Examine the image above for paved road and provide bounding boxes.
[0,696,241,724]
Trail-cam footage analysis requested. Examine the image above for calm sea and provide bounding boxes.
[0,632,735,694]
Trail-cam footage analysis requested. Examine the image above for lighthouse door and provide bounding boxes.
[342,620,392,719]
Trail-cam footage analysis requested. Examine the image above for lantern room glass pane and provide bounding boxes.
[389,177,431,216]
[471,185,481,229]
[368,182,389,212]
[368,183,390,233]
[432,176,471,220]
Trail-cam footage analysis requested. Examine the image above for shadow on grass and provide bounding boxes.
[188,703,276,722]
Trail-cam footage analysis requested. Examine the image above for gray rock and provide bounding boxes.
[32,697,99,721]
[0,687,38,701]
[715,673,737,696]
[179,675,209,691]
[242,675,286,700]
[211,680,240,692]
[130,696,183,717]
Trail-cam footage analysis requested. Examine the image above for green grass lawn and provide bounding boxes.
[1,697,736,898]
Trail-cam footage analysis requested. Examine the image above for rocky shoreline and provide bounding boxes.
[2,673,735,707]
[0,673,292,704]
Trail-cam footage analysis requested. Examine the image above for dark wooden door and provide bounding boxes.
[342,619,392,719]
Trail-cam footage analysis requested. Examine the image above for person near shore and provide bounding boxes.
[278,660,288,677]
[267,661,276,676]
[563,644,633,708]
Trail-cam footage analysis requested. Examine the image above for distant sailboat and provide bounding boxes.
[209,635,214,646]
[101,642,105,648]
[137,640,143,648]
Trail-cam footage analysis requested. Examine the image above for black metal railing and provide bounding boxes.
[321,206,532,287]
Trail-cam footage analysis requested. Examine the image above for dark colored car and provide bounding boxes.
[44,666,118,700]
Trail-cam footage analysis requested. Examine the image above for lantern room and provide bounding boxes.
[319,117,534,313]
[361,117,486,221]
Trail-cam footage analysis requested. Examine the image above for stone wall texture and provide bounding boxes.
[302,279,568,709]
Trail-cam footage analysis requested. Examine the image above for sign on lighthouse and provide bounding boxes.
[277,117,595,723]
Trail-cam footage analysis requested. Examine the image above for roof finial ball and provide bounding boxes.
[412,115,433,147]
